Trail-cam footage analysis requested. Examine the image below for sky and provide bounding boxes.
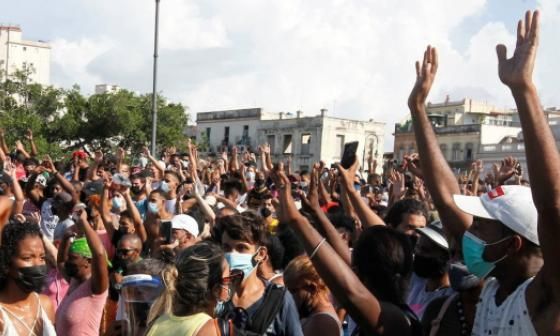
[5,0,558,151]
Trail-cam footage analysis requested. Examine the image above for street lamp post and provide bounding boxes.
[150,0,161,155]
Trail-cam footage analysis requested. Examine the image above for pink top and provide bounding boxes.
[42,268,70,312]
[96,229,115,260]
[55,278,108,336]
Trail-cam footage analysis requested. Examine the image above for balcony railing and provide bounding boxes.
[395,123,481,134]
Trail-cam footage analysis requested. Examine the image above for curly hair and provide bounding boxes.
[172,241,224,315]
[212,212,266,246]
[0,221,43,290]
[384,198,429,229]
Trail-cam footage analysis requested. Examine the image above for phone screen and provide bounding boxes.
[341,141,359,169]
[160,221,172,244]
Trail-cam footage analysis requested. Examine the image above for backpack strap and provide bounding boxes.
[399,304,423,336]
[249,284,286,334]
[429,293,458,336]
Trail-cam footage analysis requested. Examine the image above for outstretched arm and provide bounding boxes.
[337,158,385,228]
[497,11,560,308]
[272,165,409,335]
[408,46,472,241]
[76,210,109,295]
[25,129,38,157]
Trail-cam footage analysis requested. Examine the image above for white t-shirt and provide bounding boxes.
[472,277,537,336]
[40,198,59,241]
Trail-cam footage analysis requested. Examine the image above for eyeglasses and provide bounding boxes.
[117,248,135,256]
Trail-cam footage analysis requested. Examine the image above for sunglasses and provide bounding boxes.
[116,248,135,256]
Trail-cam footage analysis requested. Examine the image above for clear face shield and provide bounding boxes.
[119,274,164,336]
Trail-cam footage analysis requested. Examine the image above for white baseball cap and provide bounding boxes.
[171,214,199,237]
[453,185,539,245]
[417,220,449,251]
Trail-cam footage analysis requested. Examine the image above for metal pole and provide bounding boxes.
[150,0,160,155]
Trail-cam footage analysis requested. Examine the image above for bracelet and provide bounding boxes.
[309,238,327,260]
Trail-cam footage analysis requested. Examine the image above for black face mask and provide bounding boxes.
[260,207,272,218]
[255,179,265,187]
[413,254,449,279]
[130,186,142,194]
[16,265,48,293]
[407,234,418,250]
[64,261,79,278]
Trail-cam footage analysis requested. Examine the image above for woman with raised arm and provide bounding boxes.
[272,163,421,336]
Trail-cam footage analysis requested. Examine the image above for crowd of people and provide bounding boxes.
[0,9,558,336]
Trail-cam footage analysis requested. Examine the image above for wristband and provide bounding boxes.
[309,238,327,260]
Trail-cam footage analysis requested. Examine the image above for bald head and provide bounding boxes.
[119,234,143,250]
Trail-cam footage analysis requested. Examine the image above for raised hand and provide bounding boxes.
[472,159,484,176]
[497,156,518,184]
[496,10,539,90]
[116,147,125,161]
[142,146,151,157]
[43,155,56,173]
[336,156,359,191]
[302,163,321,211]
[25,129,33,141]
[408,45,438,108]
[94,150,104,164]
[389,169,406,201]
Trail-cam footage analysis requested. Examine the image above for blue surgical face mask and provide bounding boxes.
[213,285,231,317]
[224,250,260,281]
[148,202,159,214]
[112,197,123,210]
[462,231,510,279]
[159,181,170,193]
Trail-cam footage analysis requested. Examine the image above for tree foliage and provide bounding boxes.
[0,68,188,159]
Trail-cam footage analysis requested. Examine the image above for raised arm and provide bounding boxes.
[143,146,165,175]
[407,46,472,241]
[229,146,240,173]
[15,140,31,159]
[122,188,147,243]
[25,129,38,157]
[76,210,109,294]
[6,164,24,215]
[0,129,9,155]
[99,183,116,238]
[116,147,125,174]
[272,165,407,335]
[496,10,560,302]
[302,163,351,265]
[337,158,385,228]
[86,150,103,181]
[44,155,79,203]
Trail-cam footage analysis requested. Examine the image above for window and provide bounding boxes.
[335,135,345,158]
[267,135,276,154]
[23,46,27,51]
[206,128,211,140]
[452,143,461,162]
[283,135,293,154]
[301,133,311,154]
[300,166,309,173]
[243,125,249,138]
[224,127,230,146]
[465,143,474,161]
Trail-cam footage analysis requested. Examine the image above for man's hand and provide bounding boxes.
[389,169,406,201]
[43,155,56,174]
[497,156,518,185]
[142,146,151,157]
[408,45,438,109]
[25,129,33,141]
[94,150,104,164]
[497,10,539,90]
[302,163,321,211]
[336,157,359,192]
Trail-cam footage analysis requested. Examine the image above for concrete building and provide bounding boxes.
[95,84,121,94]
[195,108,385,172]
[394,97,521,171]
[0,26,50,85]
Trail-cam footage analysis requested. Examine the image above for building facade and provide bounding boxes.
[393,97,521,171]
[0,26,50,85]
[95,84,121,94]
[195,108,385,173]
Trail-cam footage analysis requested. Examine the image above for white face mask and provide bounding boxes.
[246,171,256,182]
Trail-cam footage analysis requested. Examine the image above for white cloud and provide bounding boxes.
[37,0,560,150]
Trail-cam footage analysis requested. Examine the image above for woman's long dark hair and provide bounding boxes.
[352,226,413,305]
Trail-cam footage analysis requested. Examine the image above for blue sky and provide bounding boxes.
[3,0,555,151]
